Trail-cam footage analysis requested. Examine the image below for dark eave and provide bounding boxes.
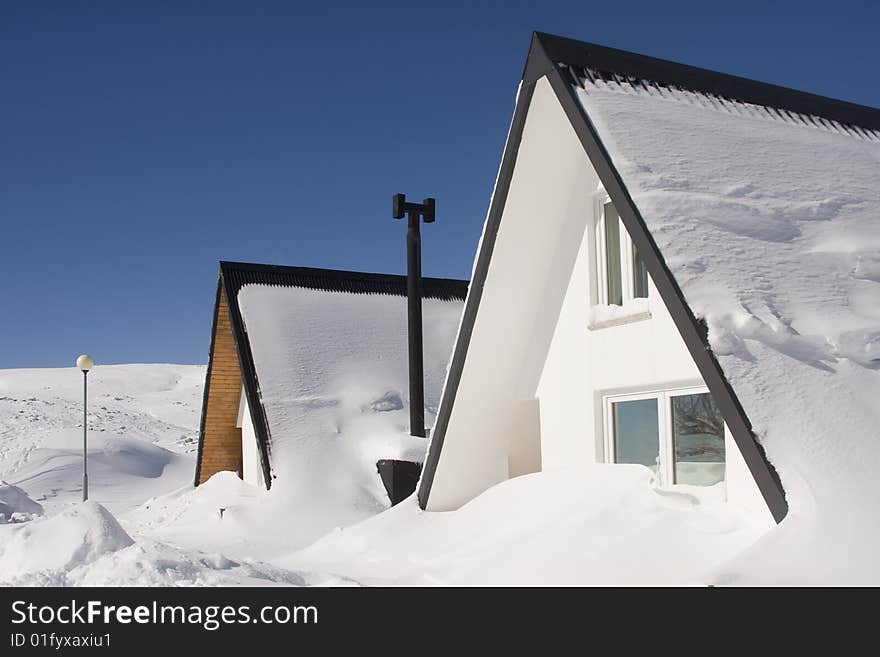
[219,260,469,302]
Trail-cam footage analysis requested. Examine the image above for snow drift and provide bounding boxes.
[282,466,767,585]
[237,284,463,547]
[0,501,133,581]
[0,364,201,515]
[0,482,44,523]
[0,498,328,587]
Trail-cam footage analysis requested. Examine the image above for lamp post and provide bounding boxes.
[76,354,94,502]
[392,193,435,438]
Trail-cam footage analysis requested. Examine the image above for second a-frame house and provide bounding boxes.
[418,33,880,527]
[195,261,467,507]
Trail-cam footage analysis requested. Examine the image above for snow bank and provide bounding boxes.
[126,471,262,534]
[64,538,318,587]
[237,285,463,547]
[0,501,133,580]
[0,482,44,523]
[576,76,880,582]
[0,497,338,586]
[281,466,766,585]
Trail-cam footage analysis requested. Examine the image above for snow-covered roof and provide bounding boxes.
[420,34,880,577]
[202,261,467,510]
[573,68,880,567]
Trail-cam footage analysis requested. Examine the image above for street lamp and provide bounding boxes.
[76,354,94,502]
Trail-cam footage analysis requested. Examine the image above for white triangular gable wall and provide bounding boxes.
[426,78,770,522]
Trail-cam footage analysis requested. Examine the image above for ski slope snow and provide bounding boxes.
[0,364,203,515]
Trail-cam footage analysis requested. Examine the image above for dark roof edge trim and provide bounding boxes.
[219,261,468,302]
[536,32,880,132]
[221,269,274,490]
[545,64,787,522]
[417,79,540,509]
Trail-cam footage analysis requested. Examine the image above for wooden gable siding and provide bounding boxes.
[196,285,243,483]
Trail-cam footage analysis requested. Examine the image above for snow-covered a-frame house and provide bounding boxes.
[195,261,467,511]
[418,33,880,534]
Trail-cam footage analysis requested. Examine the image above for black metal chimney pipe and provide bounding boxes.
[393,193,435,438]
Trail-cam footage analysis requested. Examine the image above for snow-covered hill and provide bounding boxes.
[0,364,204,515]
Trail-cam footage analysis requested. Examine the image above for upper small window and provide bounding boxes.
[595,197,649,306]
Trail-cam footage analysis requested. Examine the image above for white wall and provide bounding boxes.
[427,78,595,510]
[237,386,264,489]
[536,235,700,470]
[427,76,770,523]
[535,209,770,521]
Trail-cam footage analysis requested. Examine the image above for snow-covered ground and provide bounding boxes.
[0,364,345,586]
[0,363,872,585]
[0,364,202,516]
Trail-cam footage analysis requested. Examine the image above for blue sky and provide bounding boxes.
[3,1,879,368]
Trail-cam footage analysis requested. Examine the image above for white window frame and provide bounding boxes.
[603,384,724,487]
[593,190,645,307]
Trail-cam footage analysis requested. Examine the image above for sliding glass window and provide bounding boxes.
[605,387,726,488]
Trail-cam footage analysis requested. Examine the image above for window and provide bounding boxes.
[612,397,659,474]
[602,202,623,306]
[604,387,726,487]
[595,196,649,306]
[632,242,649,299]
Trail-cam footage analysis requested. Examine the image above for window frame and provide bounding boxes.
[603,384,725,487]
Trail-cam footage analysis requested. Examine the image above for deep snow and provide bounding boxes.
[282,466,766,586]
[0,364,202,515]
[0,365,338,586]
[576,73,880,583]
[0,363,774,586]
[0,499,331,587]
[101,467,768,586]
[0,482,44,523]
[236,284,463,548]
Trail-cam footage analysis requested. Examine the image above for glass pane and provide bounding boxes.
[603,202,623,306]
[613,398,659,473]
[671,393,726,486]
[633,243,649,298]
